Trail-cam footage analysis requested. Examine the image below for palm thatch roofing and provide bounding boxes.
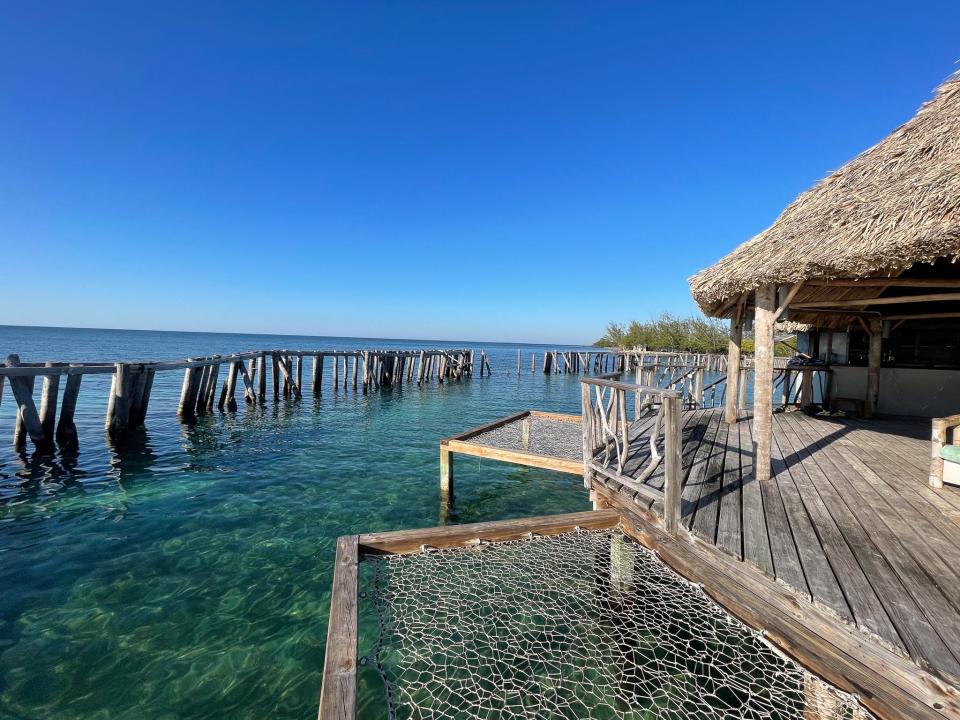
[690,70,960,325]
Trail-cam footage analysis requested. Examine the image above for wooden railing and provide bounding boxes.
[580,377,682,533]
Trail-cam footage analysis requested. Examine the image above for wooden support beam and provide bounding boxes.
[775,282,804,320]
[725,306,743,424]
[793,292,960,309]
[753,284,776,483]
[866,317,882,418]
[804,277,960,288]
[56,368,83,446]
[663,393,682,534]
[439,446,454,509]
[105,363,132,437]
[257,353,267,402]
[359,509,621,555]
[237,360,256,403]
[318,535,358,720]
[221,361,239,411]
[38,361,61,440]
[272,354,280,399]
[7,355,46,451]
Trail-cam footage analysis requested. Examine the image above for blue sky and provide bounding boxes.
[2,2,958,343]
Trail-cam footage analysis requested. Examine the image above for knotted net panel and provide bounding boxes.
[367,529,870,720]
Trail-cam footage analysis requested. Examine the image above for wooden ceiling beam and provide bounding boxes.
[793,292,960,309]
[804,278,960,288]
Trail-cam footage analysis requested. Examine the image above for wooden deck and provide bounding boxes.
[590,407,960,687]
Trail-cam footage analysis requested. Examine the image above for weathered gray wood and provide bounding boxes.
[237,360,256,403]
[56,368,83,446]
[203,360,220,412]
[317,535,358,720]
[663,394,682,534]
[257,353,267,402]
[221,361,239,411]
[272,354,280,399]
[38,361,61,440]
[7,355,45,451]
[105,363,132,437]
[737,420,774,576]
[753,284,776,482]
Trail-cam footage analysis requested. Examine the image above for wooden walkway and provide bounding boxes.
[590,407,960,687]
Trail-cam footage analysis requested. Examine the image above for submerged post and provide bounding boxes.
[440,445,454,508]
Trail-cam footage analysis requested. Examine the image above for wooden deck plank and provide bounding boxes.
[768,417,849,616]
[691,420,729,544]
[679,410,724,528]
[642,407,708,491]
[751,415,811,600]
[786,413,960,681]
[774,413,903,650]
[739,419,775,577]
[715,418,743,559]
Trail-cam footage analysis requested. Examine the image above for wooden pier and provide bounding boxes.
[1,348,474,452]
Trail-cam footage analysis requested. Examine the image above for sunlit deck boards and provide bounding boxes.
[590,407,960,687]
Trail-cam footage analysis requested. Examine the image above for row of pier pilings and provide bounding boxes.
[1,349,475,452]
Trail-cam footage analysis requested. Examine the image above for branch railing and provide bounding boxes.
[580,377,682,534]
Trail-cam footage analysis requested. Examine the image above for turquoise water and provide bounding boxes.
[0,326,594,719]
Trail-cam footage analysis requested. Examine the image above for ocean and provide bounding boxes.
[0,326,595,719]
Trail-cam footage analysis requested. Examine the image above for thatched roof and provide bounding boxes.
[690,70,960,320]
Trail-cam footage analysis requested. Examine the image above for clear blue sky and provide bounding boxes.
[2,2,958,343]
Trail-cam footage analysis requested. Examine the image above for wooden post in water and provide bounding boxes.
[38,361,61,441]
[752,284,776,483]
[7,355,46,451]
[257,353,267,402]
[204,359,220,412]
[271,354,280,400]
[440,446,454,508]
[351,354,358,389]
[332,352,339,390]
[238,360,256,403]
[178,363,201,418]
[221,361,239,411]
[57,366,83,446]
[105,362,132,437]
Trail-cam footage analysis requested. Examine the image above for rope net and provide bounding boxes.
[367,528,871,720]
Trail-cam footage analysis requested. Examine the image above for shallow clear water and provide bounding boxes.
[0,326,595,719]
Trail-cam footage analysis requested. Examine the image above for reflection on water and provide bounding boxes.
[0,327,592,719]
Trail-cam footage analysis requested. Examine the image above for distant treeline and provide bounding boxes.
[596,313,795,356]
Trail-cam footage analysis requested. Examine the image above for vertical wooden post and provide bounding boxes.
[238,360,256,403]
[257,353,267,402]
[521,418,531,449]
[38,362,61,440]
[694,366,704,408]
[57,367,83,446]
[351,354,358,389]
[204,360,220,412]
[580,382,594,488]
[332,353,339,390]
[133,368,155,426]
[725,306,743,424]
[7,355,46,451]
[314,354,323,395]
[738,368,748,413]
[179,366,198,418]
[222,361,239,411]
[271,354,280,399]
[440,445,454,507]
[296,355,304,392]
[753,284,776,483]
[800,368,813,411]
[105,362,132,437]
[866,317,882,418]
[663,392,682,534]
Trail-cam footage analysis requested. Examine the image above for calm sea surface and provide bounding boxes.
[0,326,595,719]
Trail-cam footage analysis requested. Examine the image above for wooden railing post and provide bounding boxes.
[663,392,682,535]
[580,382,594,488]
